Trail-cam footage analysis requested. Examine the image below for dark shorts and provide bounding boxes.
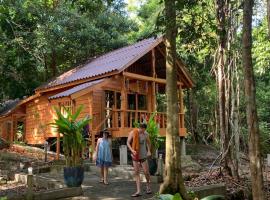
[132,158,147,163]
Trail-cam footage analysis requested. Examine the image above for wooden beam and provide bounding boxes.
[156,45,193,88]
[120,76,126,128]
[152,49,157,111]
[152,49,156,78]
[123,72,182,85]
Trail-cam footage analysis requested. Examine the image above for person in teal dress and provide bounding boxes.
[94,130,112,185]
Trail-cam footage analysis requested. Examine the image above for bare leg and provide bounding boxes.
[100,167,104,182]
[141,160,151,193]
[104,167,109,184]
[132,160,141,195]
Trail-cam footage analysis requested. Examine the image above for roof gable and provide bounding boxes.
[38,37,163,91]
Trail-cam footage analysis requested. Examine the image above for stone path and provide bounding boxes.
[42,170,160,200]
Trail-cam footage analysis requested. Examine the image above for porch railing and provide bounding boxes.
[101,109,184,130]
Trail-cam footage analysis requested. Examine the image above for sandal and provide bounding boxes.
[131,193,142,197]
[99,178,104,183]
[104,181,109,185]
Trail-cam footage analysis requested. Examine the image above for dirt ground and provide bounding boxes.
[1,144,269,199]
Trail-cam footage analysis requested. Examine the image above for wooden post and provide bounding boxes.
[10,118,14,143]
[26,174,33,200]
[121,76,126,128]
[179,84,184,128]
[92,131,96,155]
[88,92,93,158]
[56,132,60,160]
[151,49,157,112]
[23,119,26,141]
[135,94,138,123]
[14,118,18,142]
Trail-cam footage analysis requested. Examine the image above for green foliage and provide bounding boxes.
[158,193,183,200]
[51,105,90,167]
[136,0,218,143]
[252,17,270,156]
[0,0,136,100]
[147,112,163,158]
[187,190,197,199]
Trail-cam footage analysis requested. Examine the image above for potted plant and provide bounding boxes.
[52,106,90,187]
[146,113,162,175]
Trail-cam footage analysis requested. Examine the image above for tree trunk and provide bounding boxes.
[267,0,270,38]
[159,0,189,199]
[242,0,265,199]
[216,0,233,175]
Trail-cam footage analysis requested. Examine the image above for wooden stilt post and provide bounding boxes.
[179,84,184,129]
[56,132,60,160]
[88,92,94,158]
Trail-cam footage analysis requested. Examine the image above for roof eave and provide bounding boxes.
[36,70,119,94]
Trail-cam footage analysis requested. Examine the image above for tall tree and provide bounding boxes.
[0,0,135,101]
[215,0,230,174]
[242,0,265,199]
[159,0,188,199]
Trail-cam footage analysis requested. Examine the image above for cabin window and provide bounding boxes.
[127,93,147,111]
[127,94,136,110]
[105,90,121,109]
[104,90,121,129]
[116,93,121,109]
[105,91,114,108]
[58,101,73,117]
[138,94,147,110]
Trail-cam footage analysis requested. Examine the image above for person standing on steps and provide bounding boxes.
[94,130,112,185]
[127,123,152,197]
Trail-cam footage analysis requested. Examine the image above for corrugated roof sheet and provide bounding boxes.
[49,79,104,100]
[0,99,21,116]
[39,37,162,90]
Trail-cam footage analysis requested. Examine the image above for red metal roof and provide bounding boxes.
[48,79,104,100]
[39,37,163,90]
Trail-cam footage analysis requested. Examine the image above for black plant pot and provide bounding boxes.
[64,166,84,187]
[148,158,157,176]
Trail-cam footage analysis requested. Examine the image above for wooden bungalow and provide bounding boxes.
[0,37,193,158]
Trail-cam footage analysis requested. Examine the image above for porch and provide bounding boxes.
[94,109,186,138]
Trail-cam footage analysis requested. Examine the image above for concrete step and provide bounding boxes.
[89,164,162,183]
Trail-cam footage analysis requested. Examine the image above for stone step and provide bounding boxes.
[89,164,162,183]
